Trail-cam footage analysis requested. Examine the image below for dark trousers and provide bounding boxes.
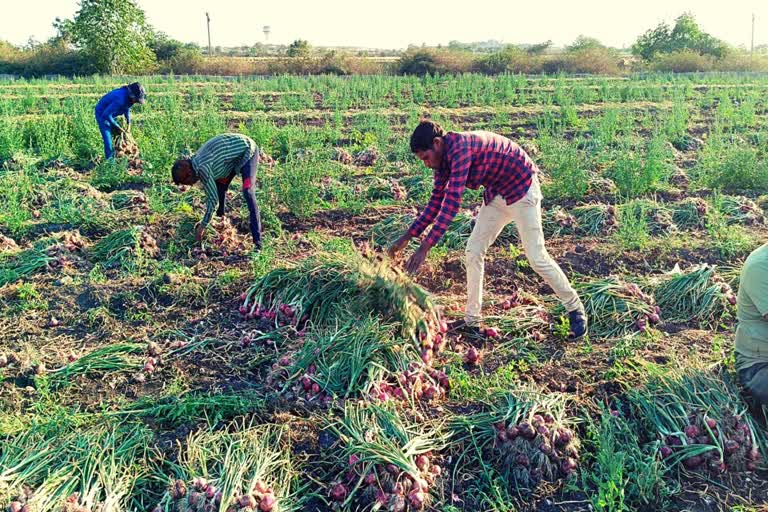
[216,152,261,249]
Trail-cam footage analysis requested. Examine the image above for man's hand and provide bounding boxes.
[388,233,412,259]
[406,244,430,274]
[194,224,206,243]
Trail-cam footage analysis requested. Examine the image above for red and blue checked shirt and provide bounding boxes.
[408,131,537,248]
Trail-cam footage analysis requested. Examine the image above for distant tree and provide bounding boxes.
[632,13,730,60]
[150,32,200,62]
[398,50,439,76]
[54,0,155,74]
[526,40,553,55]
[566,36,606,53]
[287,39,311,58]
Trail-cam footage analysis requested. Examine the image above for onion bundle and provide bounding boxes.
[585,173,619,197]
[672,197,708,230]
[154,423,294,512]
[621,200,678,235]
[452,388,579,490]
[653,265,735,327]
[572,204,617,236]
[543,206,576,237]
[91,226,158,270]
[270,319,448,403]
[485,304,550,341]
[326,403,449,511]
[631,367,765,474]
[331,147,353,165]
[112,130,143,174]
[241,249,442,345]
[353,147,380,167]
[719,195,765,226]
[572,277,659,338]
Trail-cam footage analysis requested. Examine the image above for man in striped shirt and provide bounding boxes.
[389,120,587,340]
[171,133,262,250]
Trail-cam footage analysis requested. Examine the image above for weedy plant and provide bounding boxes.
[90,226,159,272]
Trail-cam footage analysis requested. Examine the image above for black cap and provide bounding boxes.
[127,82,146,104]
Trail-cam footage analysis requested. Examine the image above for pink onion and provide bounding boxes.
[408,490,425,509]
[660,446,672,458]
[464,347,480,365]
[9,502,23,512]
[364,473,377,486]
[415,454,430,471]
[484,327,499,338]
[724,440,739,456]
[330,483,348,502]
[239,494,257,509]
[683,456,702,469]
[259,493,276,512]
[684,425,699,438]
[705,418,717,430]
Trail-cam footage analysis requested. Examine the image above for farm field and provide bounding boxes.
[1,73,768,512]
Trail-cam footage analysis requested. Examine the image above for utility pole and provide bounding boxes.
[206,12,212,56]
[751,14,756,57]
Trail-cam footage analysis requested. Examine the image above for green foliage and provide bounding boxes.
[398,50,440,76]
[286,39,311,58]
[633,13,730,61]
[583,412,674,511]
[608,137,670,198]
[57,0,156,74]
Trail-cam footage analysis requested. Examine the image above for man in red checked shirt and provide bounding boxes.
[389,120,587,340]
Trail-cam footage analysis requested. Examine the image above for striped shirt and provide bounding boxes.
[408,131,536,248]
[192,133,257,228]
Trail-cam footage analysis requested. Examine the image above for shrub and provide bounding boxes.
[652,50,714,72]
[397,50,440,76]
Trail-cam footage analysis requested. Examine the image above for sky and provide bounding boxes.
[2,0,767,50]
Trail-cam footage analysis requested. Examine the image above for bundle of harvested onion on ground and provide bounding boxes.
[241,249,443,345]
[1,421,149,512]
[152,422,298,512]
[718,195,765,226]
[353,147,380,167]
[90,226,159,271]
[652,264,736,328]
[451,387,580,490]
[672,197,708,230]
[543,206,577,237]
[630,366,765,474]
[570,277,660,338]
[323,402,449,511]
[482,304,551,342]
[0,232,86,286]
[271,318,448,404]
[571,204,617,236]
[620,200,678,235]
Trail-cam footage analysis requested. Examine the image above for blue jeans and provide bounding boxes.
[97,117,114,159]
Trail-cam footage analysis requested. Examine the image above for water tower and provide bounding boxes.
[263,26,271,43]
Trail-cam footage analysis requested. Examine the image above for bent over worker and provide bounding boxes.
[171,133,262,251]
[389,120,587,341]
[94,82,146,159]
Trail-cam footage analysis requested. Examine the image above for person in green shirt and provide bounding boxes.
[171,133,262,251]
[735,243,768,406]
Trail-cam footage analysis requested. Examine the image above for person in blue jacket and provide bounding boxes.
[94,82,146,159]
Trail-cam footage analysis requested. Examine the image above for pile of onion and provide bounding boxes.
[329,453,441,511]
[659,413,761,472]
[156,477,278,512]
[493,413,580,487]
[622,282,662,332]
[370,364,449,403]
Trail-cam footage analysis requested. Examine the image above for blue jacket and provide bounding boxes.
[95,86,134,128]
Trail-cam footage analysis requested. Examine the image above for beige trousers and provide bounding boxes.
[465,175,583,325]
